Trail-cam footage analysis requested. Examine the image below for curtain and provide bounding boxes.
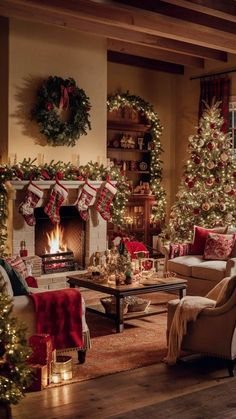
[198,76,231,132]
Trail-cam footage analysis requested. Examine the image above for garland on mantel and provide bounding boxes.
[107,92,167,222]
[0,159,130,257]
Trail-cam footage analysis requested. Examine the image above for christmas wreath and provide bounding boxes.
[32,76,91,147]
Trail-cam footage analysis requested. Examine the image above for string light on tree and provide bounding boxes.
[165,101,236,242]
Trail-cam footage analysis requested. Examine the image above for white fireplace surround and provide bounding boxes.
[6,180,108,270]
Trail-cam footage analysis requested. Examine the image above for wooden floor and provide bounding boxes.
[13,357,235,419]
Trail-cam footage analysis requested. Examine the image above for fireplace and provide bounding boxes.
[35,206,86,272]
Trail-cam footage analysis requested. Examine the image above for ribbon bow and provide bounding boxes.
[59,85,69,110]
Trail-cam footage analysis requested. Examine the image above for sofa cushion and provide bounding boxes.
[204,233,236,261]
[190,225,227,255]
[0,265,13,297]
[6,255,27,279]
[167,255,203,277]
[192,260,226,282]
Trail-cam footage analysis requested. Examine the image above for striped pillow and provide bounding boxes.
[6,256,27,279]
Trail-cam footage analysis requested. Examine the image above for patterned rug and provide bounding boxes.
[49,292,174,387]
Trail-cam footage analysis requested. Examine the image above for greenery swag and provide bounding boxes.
[32,76,91,147]
[0,159,130,257]
[107,92,166,222]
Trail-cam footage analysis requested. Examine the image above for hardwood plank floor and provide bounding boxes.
[13,358,235,419]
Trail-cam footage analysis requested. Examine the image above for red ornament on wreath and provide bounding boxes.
[207,142,214,151]
[193,155,201,164]
[193,208,200,215]
[188,180,195,188]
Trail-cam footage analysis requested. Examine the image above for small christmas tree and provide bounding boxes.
[0,278,32,406]
[167,101,236,242]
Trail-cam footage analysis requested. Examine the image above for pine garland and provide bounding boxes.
[107,92,166,222]
[0,159,130,257]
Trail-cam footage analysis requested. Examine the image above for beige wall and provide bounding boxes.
[7,19,107,165]
[175,54,236,189]
[0,17,9,163]
[107,62,178,213]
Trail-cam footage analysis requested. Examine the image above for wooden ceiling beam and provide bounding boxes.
[159,0,236,22]
[0,0,227,62]
[107,39,204,67]
[116,0,236,34]
[107,51,184,74]
[0,0,236,53]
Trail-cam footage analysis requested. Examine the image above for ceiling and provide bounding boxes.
[0,0,236,74]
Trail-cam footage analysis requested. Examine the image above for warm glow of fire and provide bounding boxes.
[45,224,67,254]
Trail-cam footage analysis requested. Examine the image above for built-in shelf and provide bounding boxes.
[107,147,150,153]
[107,121,151,132]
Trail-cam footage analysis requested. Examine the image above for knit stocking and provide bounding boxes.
[95,182,117,221]
[44,180,68,224]
[19,182,44,226]
[75,182,97,221]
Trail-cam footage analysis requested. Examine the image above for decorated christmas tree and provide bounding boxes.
[167,101,236,242]
[0,278,32,405]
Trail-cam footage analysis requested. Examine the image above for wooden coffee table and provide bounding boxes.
[67,275,187,333]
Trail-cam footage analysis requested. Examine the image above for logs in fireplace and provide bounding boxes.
[41,251,75,274]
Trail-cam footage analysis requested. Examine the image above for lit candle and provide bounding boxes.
[51,373,62,384]
[62,371,72,381]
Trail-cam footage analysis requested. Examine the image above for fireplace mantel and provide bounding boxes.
[8,180,110,191]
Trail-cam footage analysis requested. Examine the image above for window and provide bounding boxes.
[229,98,236,156]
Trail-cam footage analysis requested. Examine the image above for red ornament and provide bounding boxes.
[228,190,235,196]
[86,106,91,112]
[233,171,236,178]
[215,177,220,183]
[193,156,201,164]
[218,161,224,168]
[45,102,53,111]
[41,169,51,180]
[67,86,75,94]
[193,208,200,215]
[210,123,215,129]
[57,171,63,180]
[207,142,214,151]
[15,169,24,180]
[188,181,194,188]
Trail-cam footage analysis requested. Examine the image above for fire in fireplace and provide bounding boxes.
[35,206,85,274]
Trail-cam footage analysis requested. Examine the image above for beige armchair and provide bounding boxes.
[167,279,236,376]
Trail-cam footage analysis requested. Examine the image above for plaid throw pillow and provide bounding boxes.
[169,243,190,259]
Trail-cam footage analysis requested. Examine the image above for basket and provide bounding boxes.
[51,355,72,374]
[126,297,151,312]
[100,297,129,315]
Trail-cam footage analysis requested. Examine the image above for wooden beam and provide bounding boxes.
[159,0,236,21]
[0,0,227,62]
[0,0,236,53]
[107,39,204,67]
[117,0,236,34]
[107,51,184,74]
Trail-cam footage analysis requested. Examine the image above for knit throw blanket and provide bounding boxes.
[164,276,235,365]
[163,296,215,365]
[30,289,83,350]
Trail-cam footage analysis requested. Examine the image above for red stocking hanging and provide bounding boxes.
[44,179,68,224]
[19,181,44,226]
[95,181,117,221]
[75,182,97,221]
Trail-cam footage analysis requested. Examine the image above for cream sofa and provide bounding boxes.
[161,244,236,296]
[1,266,90,363]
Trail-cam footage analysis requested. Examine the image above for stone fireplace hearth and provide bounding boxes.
[6,180,107,289]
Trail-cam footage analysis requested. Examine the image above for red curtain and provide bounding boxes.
[198,76,231,132]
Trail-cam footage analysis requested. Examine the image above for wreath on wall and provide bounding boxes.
[32,76,91,147]
[107,92,167,223]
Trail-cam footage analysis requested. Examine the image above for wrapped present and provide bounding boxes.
[28,364,48,391]
[28,334,53,365]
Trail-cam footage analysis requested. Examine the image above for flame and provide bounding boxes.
[45,224,67,254]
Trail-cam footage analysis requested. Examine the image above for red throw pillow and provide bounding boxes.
[190,225,227,255]
[204,233,236,261]
[25,276,38,288]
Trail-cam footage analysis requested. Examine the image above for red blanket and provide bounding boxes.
[124,241,149,260]
[30,289,83,350]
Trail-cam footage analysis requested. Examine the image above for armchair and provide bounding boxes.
[167,278,236,376]
[1,266,90,363]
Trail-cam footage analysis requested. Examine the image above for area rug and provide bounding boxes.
[49,292,173,387]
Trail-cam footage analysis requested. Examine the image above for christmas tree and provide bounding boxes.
[167,101,236,242]
[0,277,32,405]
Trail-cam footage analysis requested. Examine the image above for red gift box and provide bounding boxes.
[27,364,48,392]
[28,334,53,365]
